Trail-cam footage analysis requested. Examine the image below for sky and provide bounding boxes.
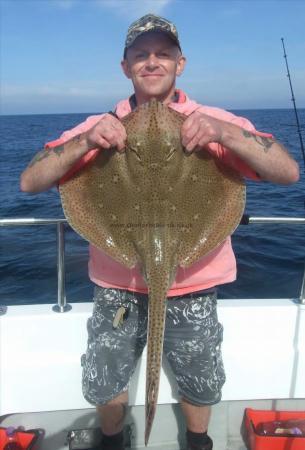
[1,0,305,115]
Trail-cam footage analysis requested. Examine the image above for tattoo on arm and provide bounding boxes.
[242,129,275,153]
[29,145,64,167]
[28,134,82,168]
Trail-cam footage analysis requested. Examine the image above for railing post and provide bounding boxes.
[52,222,72,313]
[299,264,305,305]
[0,306,7,316]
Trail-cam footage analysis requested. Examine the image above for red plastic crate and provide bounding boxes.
[244,408,305,450]
[0,428,40,450]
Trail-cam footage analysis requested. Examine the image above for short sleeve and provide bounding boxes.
[44,114,105,184]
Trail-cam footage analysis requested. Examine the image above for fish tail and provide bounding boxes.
[145,392,156,445]
[144,292,167,445]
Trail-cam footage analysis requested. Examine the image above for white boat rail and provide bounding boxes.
[1,216,305,312]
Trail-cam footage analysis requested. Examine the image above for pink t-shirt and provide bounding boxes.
[46,90,271,296]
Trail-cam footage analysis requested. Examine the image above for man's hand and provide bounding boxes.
[180,109,299,184]
[181,111,224,152]
[85,113,127,152]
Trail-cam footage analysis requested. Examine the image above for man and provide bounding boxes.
[20,14,299,450]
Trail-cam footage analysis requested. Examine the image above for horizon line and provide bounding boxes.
[2,106,305,117]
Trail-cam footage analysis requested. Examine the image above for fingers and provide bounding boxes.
[181,115,201,151]
[86,113,127,152]
[104,115,127,151]
[181,112,221,152]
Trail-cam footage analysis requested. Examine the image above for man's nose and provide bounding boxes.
[146,54,159,69]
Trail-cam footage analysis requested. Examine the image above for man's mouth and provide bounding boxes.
[141,74,163,77]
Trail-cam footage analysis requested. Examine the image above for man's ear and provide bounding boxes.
[176,55,186,77]
[121,59,131,79]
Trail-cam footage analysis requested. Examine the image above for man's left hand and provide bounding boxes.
[181,111,224,152]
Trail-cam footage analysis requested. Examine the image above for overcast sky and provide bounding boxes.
[1,0,305,114]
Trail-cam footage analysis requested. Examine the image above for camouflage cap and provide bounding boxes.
[124,14,181,52]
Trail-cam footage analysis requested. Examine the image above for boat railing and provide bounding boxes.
[1,216,305,314]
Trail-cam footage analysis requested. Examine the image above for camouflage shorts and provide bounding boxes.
[81,285,225,406]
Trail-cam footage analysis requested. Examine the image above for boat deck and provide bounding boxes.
[1,300,305,449]
[2,399,305,449]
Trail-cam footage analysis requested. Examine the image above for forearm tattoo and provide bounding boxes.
[29,145,64,167]
[28,134,82,168]
[242,129,275,153]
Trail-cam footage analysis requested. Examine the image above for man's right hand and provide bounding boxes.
[85,113,127,152]
[20,113,127,194]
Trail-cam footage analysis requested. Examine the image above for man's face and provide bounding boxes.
[121,31,186,104]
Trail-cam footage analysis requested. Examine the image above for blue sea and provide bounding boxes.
[1,109,305,305]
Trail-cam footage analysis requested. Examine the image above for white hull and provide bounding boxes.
[1,299,305,449]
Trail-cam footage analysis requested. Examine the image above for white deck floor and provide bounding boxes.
[1,399,305,449]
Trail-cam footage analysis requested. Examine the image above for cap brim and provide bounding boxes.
[126,28,181,51]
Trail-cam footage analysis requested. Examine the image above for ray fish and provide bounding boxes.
[59,99,245,445]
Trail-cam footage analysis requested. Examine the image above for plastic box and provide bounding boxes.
[0,427,41,450]
[244,408,305,450]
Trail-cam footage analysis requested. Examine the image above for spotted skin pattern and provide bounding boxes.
[59,99,245,445]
